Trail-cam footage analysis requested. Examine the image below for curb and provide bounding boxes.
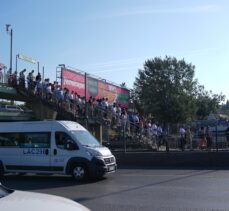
[113,151,229,169]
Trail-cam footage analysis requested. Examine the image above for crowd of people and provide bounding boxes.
[1,68,222,151]
[3,68,170,148]
[178,125,216,151]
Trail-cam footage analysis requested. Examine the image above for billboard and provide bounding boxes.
[62,69,129,107]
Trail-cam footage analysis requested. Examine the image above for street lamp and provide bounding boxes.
[6,24,13,74]
[58,64,65,68]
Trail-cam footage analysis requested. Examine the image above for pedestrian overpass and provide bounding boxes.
[0,83,104,142]
[0,83,26,101]
[0,82,92,122]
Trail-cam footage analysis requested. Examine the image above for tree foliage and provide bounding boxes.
[194,85,225,119]
[133,56,225,124]
[219,100,229,117]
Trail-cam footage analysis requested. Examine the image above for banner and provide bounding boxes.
[18,54,37,64]
[62,69,129,108]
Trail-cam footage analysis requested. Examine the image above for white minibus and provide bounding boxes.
[0,120,117,181]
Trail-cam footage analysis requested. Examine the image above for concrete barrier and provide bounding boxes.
[113,151,229,169]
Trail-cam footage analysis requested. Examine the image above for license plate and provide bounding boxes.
[108,165,115,171]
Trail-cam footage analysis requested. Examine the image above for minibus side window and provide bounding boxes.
[55,132,78,150]
[0,133,20,148]
[19,132,51,148]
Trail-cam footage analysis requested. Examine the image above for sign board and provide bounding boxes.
[62,69,129,108]
[18,54,37,64]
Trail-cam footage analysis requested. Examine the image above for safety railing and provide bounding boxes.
[1,73,229,152]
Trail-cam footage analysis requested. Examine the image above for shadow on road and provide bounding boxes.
[0,174,106,191]
[73,169,217,203]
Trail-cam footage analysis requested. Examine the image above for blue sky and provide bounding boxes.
[1,0,229,99]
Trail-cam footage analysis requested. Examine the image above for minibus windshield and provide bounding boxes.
[71,130,101,147]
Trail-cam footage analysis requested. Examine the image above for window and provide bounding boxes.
[0,185,12,198]
[0,132,51,148]
[55,132,77,150]
[20,132,51,148]
[0,133,20,147]
[71,130,101,147]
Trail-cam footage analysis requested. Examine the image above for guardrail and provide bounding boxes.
[1,76,229,153]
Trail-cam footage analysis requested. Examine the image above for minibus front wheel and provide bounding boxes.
[71,164,88,181]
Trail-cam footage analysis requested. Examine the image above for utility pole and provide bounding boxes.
[6,24,13,74]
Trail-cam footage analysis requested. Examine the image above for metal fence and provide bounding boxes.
[106,125,229,152]
[1,73,229,153]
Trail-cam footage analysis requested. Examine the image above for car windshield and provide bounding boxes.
[0,185,12,198]
[71,130,101,147]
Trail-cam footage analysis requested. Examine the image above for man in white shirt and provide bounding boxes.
[179,126,186,151]
[151,123,158,136]
[150,122,158,149]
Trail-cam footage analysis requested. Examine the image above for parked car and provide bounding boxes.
[0,183,90,211]
[0,105,24,112]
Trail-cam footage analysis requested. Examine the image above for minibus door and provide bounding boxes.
[51,132,79,173]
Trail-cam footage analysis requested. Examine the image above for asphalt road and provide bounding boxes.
[1,168,229,211]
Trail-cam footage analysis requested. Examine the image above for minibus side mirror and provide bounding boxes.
[65,140,79,151]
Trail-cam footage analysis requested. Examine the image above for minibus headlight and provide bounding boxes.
[86,150,102,158]
[86,151,93,157]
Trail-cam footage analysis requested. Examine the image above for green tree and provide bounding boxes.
[133,56,226,123]
[133,56,196,124]
[194,84,225,119]
[219,100,229,117]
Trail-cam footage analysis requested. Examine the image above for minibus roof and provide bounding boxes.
[0,120,86,132]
